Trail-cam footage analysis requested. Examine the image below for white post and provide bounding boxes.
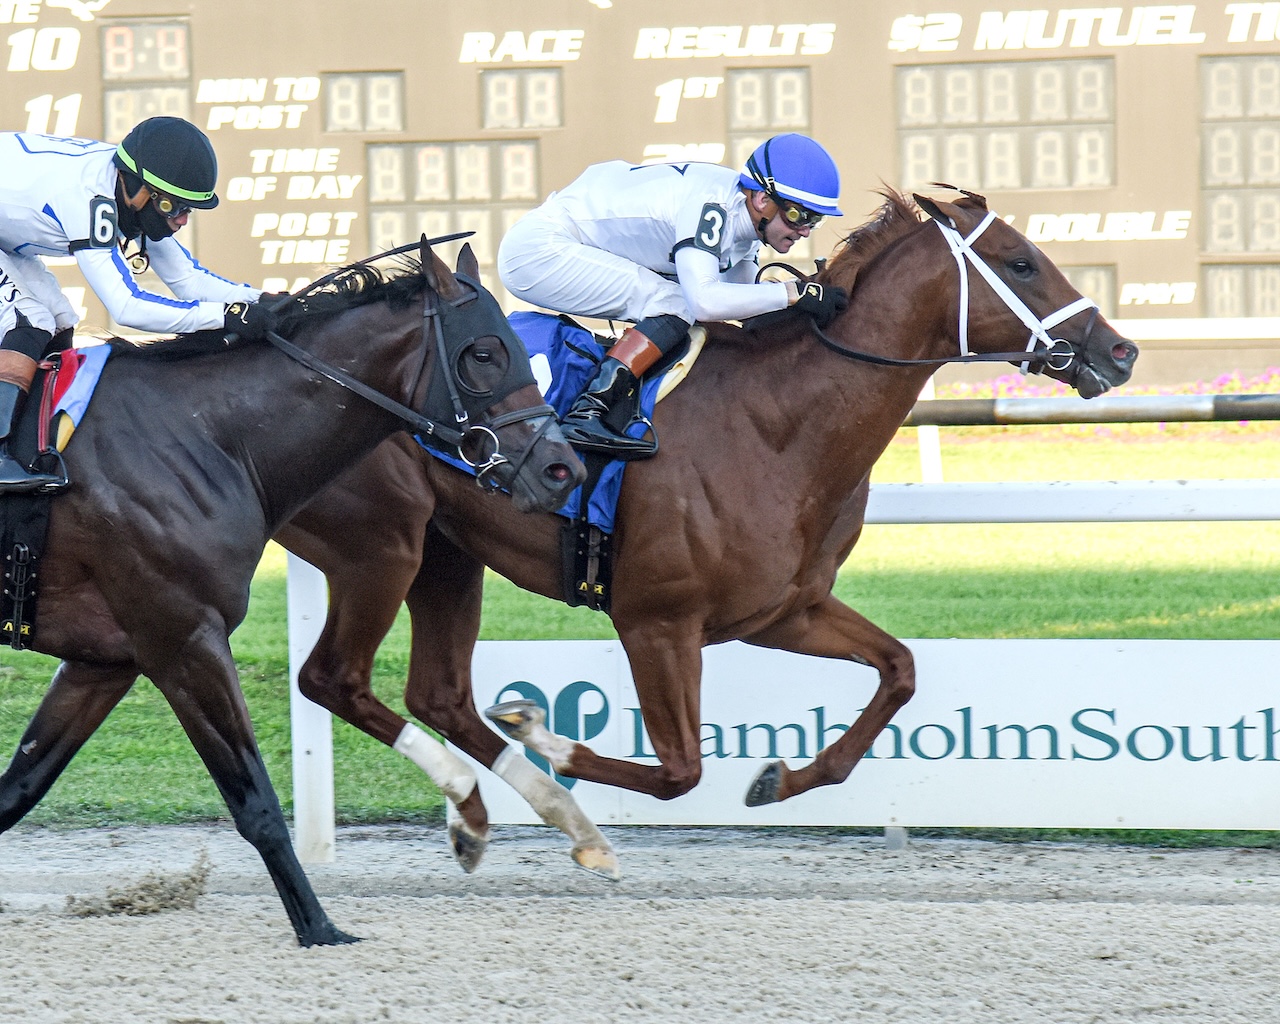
[916,376,944,483]
[286,552,335,863]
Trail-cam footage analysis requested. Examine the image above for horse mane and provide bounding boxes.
[818,187,923,295]
[819,185,990,295]
[274,256,429,334]
[107,257,431,360]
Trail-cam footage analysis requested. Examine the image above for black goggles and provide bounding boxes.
[150,191,192,219]
[777,199,824,229]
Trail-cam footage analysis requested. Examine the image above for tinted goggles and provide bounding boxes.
[150,191,192,219]
[777,200,824,229]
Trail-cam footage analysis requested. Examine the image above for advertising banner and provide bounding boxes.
[456,639,1280,829]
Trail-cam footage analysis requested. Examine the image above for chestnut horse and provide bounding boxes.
[276,190,1138,876]
[0,243,583,945]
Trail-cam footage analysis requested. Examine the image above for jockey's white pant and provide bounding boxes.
[0,249,76,338]
[497,208,692,326]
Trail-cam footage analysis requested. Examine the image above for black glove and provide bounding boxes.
[223,300,276,342]
[793,281,849,328]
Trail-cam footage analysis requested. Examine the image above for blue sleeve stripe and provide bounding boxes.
[173,238,240,286]
[111,248,200,309]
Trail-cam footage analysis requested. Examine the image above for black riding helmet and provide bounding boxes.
[113,116,220,210]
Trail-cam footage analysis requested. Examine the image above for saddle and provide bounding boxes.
[522,316,706,611]
[1,345,105,649]
[424,312,706,614]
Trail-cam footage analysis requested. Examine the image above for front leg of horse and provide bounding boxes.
[0,661,137,831]
[742,596,915,806]
[403,540,618,879]
[155,627,357,947]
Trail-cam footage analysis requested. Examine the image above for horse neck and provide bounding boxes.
[234,305,423,528]
[718,260,952,497]
[816,236,966,453]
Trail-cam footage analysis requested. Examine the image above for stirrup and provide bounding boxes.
[0,449,68,494]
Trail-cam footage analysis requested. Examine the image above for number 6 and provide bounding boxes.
[89,196,117,247]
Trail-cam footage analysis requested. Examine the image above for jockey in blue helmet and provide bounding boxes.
[738,133,843,241]
[497,132,849,460]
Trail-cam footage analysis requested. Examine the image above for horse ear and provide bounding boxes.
[456,242,480,279]
[912,194,957,229]
[419,234,463,299]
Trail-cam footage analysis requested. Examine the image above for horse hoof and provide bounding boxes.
[301,926,362,947]
[448,818,489,874]
[745,761,784,806]
[485,699,544,740]
[572,842,622,881]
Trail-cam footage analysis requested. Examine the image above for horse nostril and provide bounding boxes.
[548,463,571,483]
[1113,341,1137,364]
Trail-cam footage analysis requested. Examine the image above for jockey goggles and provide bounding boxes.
[777,199,824,229]
[150,190,192,219]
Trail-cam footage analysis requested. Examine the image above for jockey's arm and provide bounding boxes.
[146,236,260,305]
[674,245,789,323]
[74,241,258,335]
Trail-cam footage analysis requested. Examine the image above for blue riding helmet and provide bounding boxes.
[738,133,842,217]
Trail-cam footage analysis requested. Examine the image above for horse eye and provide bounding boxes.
[1007,257,1036,279]
[472,348,493,364]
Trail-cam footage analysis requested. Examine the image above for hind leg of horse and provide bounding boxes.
[0,660,137,831]
[289,548,491,873]
[740,595,914,805]
[489,626,707,801]
[407,525,619,879]
[278,446,491,870]
[153,623,356,947]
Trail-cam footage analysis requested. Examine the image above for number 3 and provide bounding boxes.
[695,203,725,253]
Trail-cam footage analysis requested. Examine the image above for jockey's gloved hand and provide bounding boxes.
[223,300,277,342]
[793,282,849,328]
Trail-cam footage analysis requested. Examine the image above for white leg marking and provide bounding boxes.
[513,716,576,771]
[393,723,477,804]
[493,747,600,843]
[492,747,621,880]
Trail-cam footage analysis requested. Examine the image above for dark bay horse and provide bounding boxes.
[277,190,1138,875]
[0,242,583,945]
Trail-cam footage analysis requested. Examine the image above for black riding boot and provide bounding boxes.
[0,381,62,493]
[560,356,658,460]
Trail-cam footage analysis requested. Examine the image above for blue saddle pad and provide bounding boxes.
[423,311,662,533]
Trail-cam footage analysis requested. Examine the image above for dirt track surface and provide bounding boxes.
[2,822,1277,1023]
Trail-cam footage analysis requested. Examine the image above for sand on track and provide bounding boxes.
[1,822,1277,1024]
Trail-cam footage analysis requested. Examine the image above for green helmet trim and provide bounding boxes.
[114,142,216,204]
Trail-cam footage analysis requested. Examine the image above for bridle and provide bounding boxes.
[935,209,1098,375]
[261,235,556,488]
[803,209,1100,380]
